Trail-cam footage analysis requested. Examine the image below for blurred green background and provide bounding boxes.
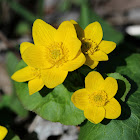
[0,0,140,140]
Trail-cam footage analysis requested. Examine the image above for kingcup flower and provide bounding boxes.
[71,71,121,124]
[71,20,116,69]
[12,19,86,95]
[0,126,8,140]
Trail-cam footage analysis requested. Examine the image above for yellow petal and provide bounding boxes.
[62,52,85,71]
[70,20,84,39]
[32,19,56,46]
[55,21,77,43]
[98,40,116,54]
[22,45,52,69]
[65,38,81,60]
[104,77,118,100]
[89,50,108,61]
[84,22,103,45]
[104,98,121,119]
[0,126,8,140]
[28,77,44,95]
[55,21,81,60]
[71,88,90,110]
[85,71,104,92]
[70,20,77,24]
[41,67,68,88]
[84,105,105,124]
[85,55,99,69]
[20,42,34,55]
[11,66,35,82]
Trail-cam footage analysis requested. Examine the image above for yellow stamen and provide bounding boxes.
[51,49,61,59]
[89,90,107,107]
[81,38,99,55]
[47,42,68,67]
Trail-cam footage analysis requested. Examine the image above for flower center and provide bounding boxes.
[81,38,92,53]
[50,49,61,60]
[88,90,107,107]
[47,42,68,67]
[81,38,99,55]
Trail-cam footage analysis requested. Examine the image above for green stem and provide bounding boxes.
[7,0,36,22]
[37,0,44,18]
[80,1,90,28]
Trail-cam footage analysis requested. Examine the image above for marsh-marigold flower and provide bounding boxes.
[11,19,85,94]
[71,71,121,124]
[71,20,116,69]
[0,126,8,140]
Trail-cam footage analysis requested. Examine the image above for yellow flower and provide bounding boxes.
[71,71,121,124]
[0,126,8,140]
[71,20,116,69]
[11,19,86,94]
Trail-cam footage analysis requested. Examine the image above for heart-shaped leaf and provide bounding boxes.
[14,60,85,125]
[107,73,131,102]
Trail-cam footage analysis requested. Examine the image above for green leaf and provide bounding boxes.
[15,21,30,35]
[3,52,28,117]
[59,0,71,12]
[4,128,20,140]
[79,3,123,44]
[7,0,36,23]
[107,73,131,102]
[11,136,20,140]
[80,3,90,29]
[79,54,140,140]
[6,52,19,77]
[0,95,28,117]
[37,0,44,18]
[14,60,85,125]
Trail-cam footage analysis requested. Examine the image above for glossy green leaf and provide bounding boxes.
[107,73,131,102]
[11,136,20,140]
[0,95,28,117]
[2,52,28,117]
[6,52,19,77]
[79,54,140,140]
[14,60,85,125]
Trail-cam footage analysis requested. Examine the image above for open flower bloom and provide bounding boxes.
[0,126,8,140]
[71,71,121,124]
[12,19,86,94]
[71,20,116,69]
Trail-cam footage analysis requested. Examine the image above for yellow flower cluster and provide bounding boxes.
[0,126,8,140]
[11,19,121,124]
[12,20,86,95]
